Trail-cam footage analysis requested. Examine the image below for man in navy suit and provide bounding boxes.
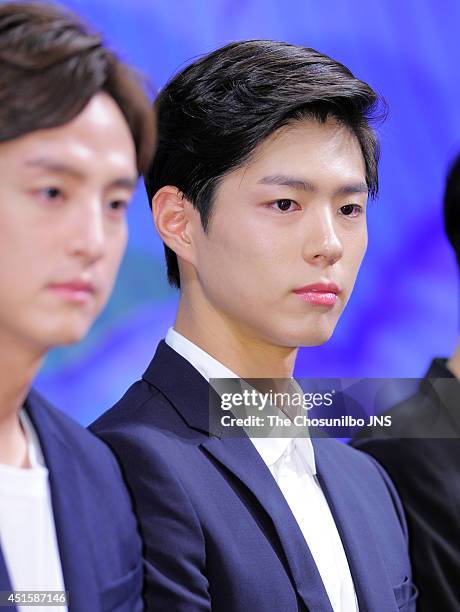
[352,153,460,611]
[92,41,417,610]
[0,3,154,610]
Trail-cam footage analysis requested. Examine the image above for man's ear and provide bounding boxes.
[152,186,197,265]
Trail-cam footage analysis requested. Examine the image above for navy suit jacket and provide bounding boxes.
[0,390,143,612]
[91,341,417,611]
[352,359,460,611]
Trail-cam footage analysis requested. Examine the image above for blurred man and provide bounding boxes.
[353,155,460,611]
[92,40,416,611]
[0,3,154,611]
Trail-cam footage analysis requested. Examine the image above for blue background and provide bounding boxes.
[30,0,459,425]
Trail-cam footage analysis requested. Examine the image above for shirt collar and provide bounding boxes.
[19,408,46,469]
[165,326,236,380]
[165,327,316,474]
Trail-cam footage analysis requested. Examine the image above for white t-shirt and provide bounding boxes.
[0,410,67,612]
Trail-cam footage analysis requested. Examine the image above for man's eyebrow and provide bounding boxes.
[110,177,138,190]
[24,157,138,189]
[335,182,369,196]
[25,157,84,179]
[258,175,315,192]
[258,174,369,197]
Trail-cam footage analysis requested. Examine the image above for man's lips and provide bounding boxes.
[47,280,96,303]
[292,283,341,307]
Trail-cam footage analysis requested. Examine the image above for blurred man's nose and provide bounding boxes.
[67,197,105,265]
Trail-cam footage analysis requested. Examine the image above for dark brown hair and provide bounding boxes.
[0,1,155,173]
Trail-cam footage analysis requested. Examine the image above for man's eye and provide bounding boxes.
[41,187,62,200]
[339,204,363,217]
[108,200,129,212]
[271,199,298,213]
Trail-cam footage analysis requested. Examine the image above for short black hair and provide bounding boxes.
[444,154,460,267]
[0,1,155,174]
[146,39,384,288]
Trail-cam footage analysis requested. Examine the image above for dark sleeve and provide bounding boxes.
[353,437,460,612]
[95,431,211,612]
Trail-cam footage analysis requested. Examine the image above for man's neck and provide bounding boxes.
[447,339,460,380]
[0,331,44,467]
[174,297,298,378]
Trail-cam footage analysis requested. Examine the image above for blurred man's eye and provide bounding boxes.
[108,200,129,213]
[41,187,62,200]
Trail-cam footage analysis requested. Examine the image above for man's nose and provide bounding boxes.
[301,207,343,267]
[67,198,105,264]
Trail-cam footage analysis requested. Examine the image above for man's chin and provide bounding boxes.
[43,321,94,349]
[300,331,333,347]
[289,323,336,348]
[271,310,340,349]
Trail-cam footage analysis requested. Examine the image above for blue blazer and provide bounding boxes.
[0,390,143,612]
[91,341,417,611]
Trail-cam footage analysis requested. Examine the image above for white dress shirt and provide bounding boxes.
[165,327,359,612]
[0,410,67,612]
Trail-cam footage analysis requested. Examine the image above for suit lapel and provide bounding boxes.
[26,393,100,612]
[313,438,398,611]
[201,435,333,612]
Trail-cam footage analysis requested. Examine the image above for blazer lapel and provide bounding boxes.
[313,438,398,611]
[26,394,100,612]
[202,436,332,612]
